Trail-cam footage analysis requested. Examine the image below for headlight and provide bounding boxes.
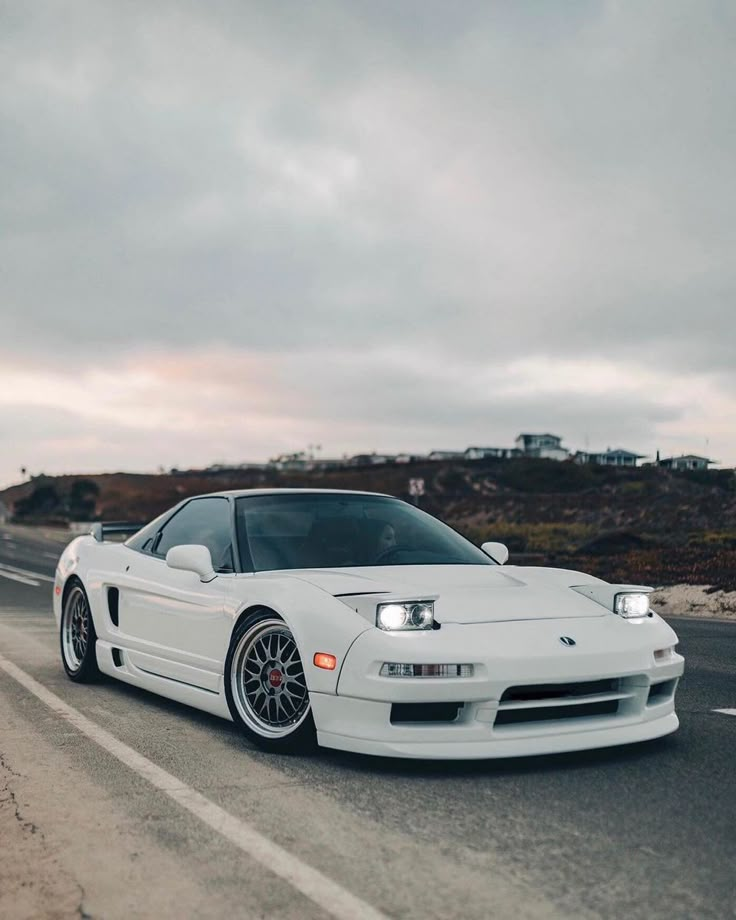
[376,601,434,631]
[614,592,650,619]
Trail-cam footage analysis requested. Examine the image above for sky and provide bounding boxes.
[1,0,734,488]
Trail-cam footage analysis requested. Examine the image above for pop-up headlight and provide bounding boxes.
[614,592,650,619]
[376,601,434,631]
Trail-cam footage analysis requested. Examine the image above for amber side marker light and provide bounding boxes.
[314,652,337,670]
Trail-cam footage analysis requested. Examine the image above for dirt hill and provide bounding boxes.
[3,458,735,589]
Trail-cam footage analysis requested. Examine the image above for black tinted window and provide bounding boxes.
[126,508,174,552]
[155,498,233,571]
[235,493,493,571]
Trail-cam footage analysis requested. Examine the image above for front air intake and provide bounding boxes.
[494,699,619,726]
[390,702,463,724]
[647,679,676,704]
[494,678,633,729]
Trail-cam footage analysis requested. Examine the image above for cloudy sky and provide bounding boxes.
[1,1,734,488]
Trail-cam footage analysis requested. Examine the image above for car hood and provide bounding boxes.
[283,565,606,624]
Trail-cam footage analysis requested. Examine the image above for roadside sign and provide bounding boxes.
[408,478,425,497]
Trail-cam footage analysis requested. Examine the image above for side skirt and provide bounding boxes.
[96,641,233,721]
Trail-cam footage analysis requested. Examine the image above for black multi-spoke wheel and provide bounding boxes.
[60,580,100,682]
[225,611,316,753]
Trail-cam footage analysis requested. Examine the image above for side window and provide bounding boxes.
[154,498,234,572]
[126,508,175,552]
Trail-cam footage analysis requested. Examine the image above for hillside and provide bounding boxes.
[3,458,735,589]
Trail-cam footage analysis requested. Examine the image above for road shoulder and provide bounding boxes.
[652,584,736,621]
[0,678,264,920]
[0,746,82,920]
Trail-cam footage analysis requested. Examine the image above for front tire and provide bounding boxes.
[60,580,100,682]
[225,611,316,754]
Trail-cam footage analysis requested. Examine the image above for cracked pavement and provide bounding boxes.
[0,749,87,920]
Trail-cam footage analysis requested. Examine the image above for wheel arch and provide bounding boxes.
[54,534,111,625]
[58,573,101,682]
[61,572,83,609]
[224,605,317,753]
[231,603,284,635]
[227,586,372,697]
[60,573,104,635]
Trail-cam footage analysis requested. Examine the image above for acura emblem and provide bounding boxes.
[559,636,576,647]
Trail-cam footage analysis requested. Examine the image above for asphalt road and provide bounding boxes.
[0,524,734,920]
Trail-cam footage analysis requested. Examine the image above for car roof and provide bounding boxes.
[197,488,395,500]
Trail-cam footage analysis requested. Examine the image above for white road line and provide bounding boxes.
[0,653,388,920]
[0,562,55,584]
[713,709,736,717]
[0,570,41,587]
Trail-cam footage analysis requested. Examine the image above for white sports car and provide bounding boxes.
[53,489,684,759]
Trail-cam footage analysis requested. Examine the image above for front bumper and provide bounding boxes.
[311,614,683,759]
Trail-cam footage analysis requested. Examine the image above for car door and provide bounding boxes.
[117,497,234,690]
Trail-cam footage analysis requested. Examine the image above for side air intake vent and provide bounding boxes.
[107,587,119,627]
[111,647,123,667]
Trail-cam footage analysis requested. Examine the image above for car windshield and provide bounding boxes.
[235,493,494,572]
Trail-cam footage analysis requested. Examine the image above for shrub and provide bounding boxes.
[498,459,595,493]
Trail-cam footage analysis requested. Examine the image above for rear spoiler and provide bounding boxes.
[90,522,145,542]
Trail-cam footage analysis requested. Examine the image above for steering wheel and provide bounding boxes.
[372,544,414,565]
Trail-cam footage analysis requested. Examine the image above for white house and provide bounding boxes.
[428,450,465,461]
[268,453,316,471]
[347,453,396,467]
[206,462,270,472]
[514,433,569,461]
[575,448,646,467]
[659,454,716,471]
[464,446,520,460]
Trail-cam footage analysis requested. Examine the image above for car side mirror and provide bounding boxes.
[481,541,509,565]
[165,544,217,582]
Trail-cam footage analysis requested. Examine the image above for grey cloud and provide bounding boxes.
[0,405,98,443]
[1,1,734,481]
[0,402,226,483]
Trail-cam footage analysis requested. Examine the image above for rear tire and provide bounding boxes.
[60,580,100,682]
[225,610,316,754]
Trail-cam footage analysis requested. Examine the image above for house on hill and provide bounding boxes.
[395,453,426,464]
[428,450,465,461]
[574,448,646,467]
[464,446,520,460]
[347,453,396,467]
[658,454,716,471]
[514,433,569,461]
[206,462,270,472]
[269,453,315,471]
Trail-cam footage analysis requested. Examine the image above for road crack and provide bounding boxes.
[0,748,92,919]
[0,749,40,835]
